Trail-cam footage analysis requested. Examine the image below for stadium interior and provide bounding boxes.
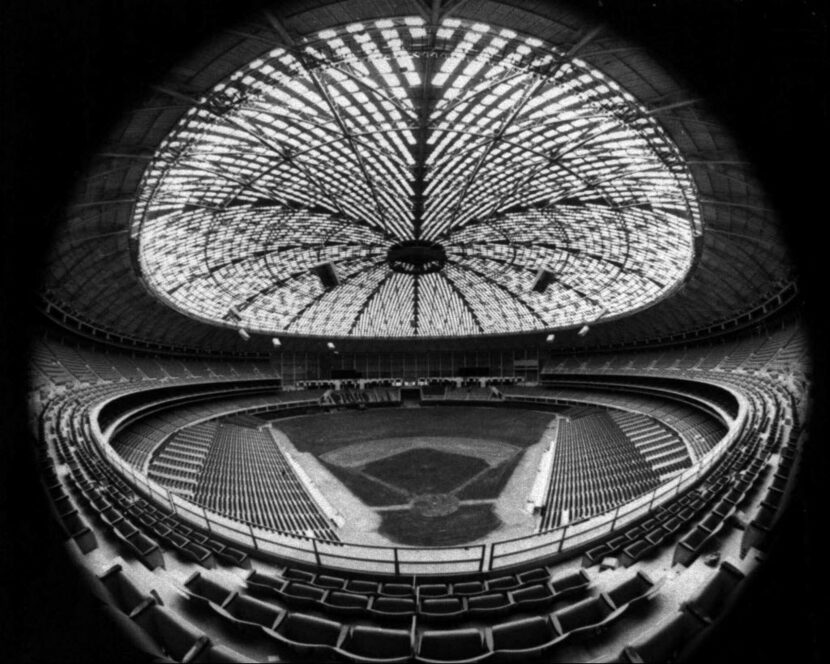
[1,1,826,663]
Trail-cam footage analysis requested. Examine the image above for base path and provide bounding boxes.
[488,433,553,540]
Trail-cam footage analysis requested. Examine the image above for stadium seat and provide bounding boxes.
[245,570,288,598]
[98,563,155,615]
[484,577,518,592]
[316,574,347,589]
[416,627,490,663]
[419,597,466,622]
[265,612,346,653]
[552,595,623,639]
[212,592,285,633]
[489,615,567,660]
[283,567,315,583]
[419,583,451,597]
[510,583,556,610]
[467,592,513,617]
[337,624,414,664]
[347,578,380,594]
[372,596,417,621]
[325,590,371,614]
[131,603,210,661]
[281,581,328,607]
[516,567,550,584]
[620,611,707,663]
[382,582,416,596]
[180,571,234,609]
[606,571,660,610]
[190,643,250,663]
[98,604,167,661]
[681,560,748,623]
[551,569,592,597]
[455,580,488,594]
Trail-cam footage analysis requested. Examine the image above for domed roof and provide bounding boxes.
[44,0,794,351]
[132,16,699,338]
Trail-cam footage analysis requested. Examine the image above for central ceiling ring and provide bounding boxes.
[387,240,448,275]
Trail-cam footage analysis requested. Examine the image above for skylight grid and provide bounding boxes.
[533,284,594,327]
[133,16,698,337]
[417,273,482,336]
[458,255,537,295]
[287,262,387,335]
[351,273,414,336]
[444,265,546,332]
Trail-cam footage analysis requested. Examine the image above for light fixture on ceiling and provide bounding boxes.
[532,269,556,294]
[546,333,556,343]
[271,337,281,348]
[226,305,242,323]
[578,325,590,337]
[238,328,250,341]
[312,262,340,290]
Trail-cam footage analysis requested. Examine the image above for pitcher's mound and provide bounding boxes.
[411,493,460,517]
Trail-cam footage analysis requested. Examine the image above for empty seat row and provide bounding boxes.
[181,570,662,663]
[541,412,662,529]
[275,564,566,599]
[242,568,592,623]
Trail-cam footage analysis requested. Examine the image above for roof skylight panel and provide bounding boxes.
[352,273,414,336]
[459,169,526,217]
[436,50,465,77]
[355,177,409,226]
[459,280,543,333]
[429,132,490,178]
[533,169,591,202]
[387,131,414,167]
[533,286,585,322]
[431,71,451,87]
[293,264,387,334]
[425,122,484,164]
[418,274,480,336]
[421,167,466,206]
[450,73,471,91]
[355,139,406,179]
[423,164,477,216]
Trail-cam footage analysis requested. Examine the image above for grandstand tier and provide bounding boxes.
[24,316,811,662]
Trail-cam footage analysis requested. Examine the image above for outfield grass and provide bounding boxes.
[378,504,500,546]
[273,406,554,455]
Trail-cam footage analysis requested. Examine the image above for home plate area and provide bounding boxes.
[320,438,521,546]
[271,407,555,546]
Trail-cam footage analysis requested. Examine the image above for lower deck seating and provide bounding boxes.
[609,410,692,476]
[178,568,659,662]
[194,424,338,539]
[148,422,218,497]
[540,412,662,529]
